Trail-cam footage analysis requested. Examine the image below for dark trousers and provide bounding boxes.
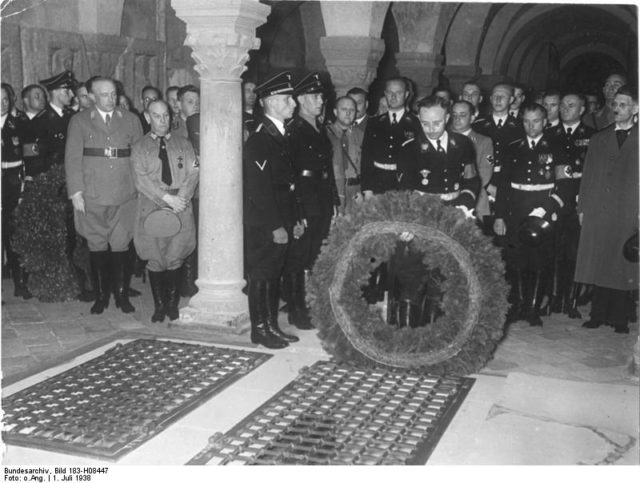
[245,225,288,281]
[1,166,23,268]
[284,213,331,274]
[590,285,634,326]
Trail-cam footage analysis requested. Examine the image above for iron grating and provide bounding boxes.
[2,339,271,460]
[188,361,474,465]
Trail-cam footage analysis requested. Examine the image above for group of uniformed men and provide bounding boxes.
[243,70,637,348]
[1,71,201,323]
[2,67,636,344]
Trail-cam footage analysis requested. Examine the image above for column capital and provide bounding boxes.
[319,36,385,94]
[172,0,270,81]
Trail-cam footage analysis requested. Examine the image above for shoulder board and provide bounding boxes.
[509,138,525,147]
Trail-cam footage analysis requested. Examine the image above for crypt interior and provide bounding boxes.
[1,0,639,467]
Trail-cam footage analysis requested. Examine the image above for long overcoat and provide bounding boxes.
[574,124,639,290]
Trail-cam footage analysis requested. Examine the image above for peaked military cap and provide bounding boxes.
[254,71,294,99]
[294,72,324,96]
[39,70,76,91]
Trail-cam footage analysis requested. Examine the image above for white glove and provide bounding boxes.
[456,205,476,219]
[528,207,546,218]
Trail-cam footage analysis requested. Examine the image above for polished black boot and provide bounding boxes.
[165,268,181,321]
[265,279,299,343]
[12,264,33,300]
[89,251,110,314]
[112,251,135,313]
[525,270,544,327]
[505,269,524,324]
[547,258,564,314]
[248,278,288,349]
[179,250,198,297]
[566,282,582,319]
[287,272,314,330]
[148,270,166,323]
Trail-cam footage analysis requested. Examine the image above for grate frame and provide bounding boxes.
[2,339,271,460]
[188,361,474,465]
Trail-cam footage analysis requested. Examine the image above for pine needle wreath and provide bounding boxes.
[11,165,79,302]
[307,191,509,375]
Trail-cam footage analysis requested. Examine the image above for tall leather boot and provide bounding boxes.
[248,278,288,349]
[179,250,198,297]
[111,251,135,313]
[89,251,110,314]
[576,284,592,306]
[265,279,299,342]
[165,268,182,321]
[547,258,564,314]
[505,268,524,324]
[526,270,544,327]
[148,270,166,323]
[12,263,33,300]
[566,282,582,319]
[287,272,314,330]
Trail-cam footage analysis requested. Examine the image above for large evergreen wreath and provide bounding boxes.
[12,165,79,302]
[307,191,509,375]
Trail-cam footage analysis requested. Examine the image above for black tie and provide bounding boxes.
[159,137,172,186]
[392,112,397,125]
[105,114,111,128]
[616,129,630,148]
[530,140,536,150]
[566,127,572,137]
[496,118,503,128]
[437,139,445,153]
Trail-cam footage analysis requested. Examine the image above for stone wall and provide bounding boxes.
[1,0,196,112]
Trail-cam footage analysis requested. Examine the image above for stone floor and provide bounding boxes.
[1,275,639,468]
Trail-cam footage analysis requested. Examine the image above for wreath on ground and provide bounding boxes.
[307,191,509,375]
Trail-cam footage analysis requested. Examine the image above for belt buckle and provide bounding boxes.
[105,147,116,159]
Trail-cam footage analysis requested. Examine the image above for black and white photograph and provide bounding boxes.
[1,0,638,476]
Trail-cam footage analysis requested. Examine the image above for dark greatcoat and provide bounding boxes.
[575,124,639,290]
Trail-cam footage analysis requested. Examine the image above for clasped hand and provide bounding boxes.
[162,193,187,213]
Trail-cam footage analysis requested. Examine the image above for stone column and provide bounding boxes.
[396,52,444,100]
[171,0,270,331]
[319,36,385,96]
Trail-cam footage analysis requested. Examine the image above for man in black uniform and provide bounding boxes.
[545,93,595,317]
[34,70,76,169]
[473,83,525,232]
[244,71,305,349]
[284,72,339,329]
[19,84,47,181]
[361,77,422,197]
[398,95,479,211]
[493,103,565,326]
[2,83,32,299]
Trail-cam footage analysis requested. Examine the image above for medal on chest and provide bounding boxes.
[420,169,430,186]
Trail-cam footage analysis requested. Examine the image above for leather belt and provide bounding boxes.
[1,160,23,169]
[162,188,179,195]
[439,191,459,201]
[301,169,329,180]
[346,177,361,186]
[22,143,39,157]
[510,182,554,191]
[373,161,397,171]
[83,147,131,158]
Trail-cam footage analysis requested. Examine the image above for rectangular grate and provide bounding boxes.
[187,361,474,465]
[2,339,271,460]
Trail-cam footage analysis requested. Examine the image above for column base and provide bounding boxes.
[171,307,250,335]
[170,279,250,334]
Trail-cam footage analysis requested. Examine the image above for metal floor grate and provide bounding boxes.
[2,339,271,460]
[188,361,474,465]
